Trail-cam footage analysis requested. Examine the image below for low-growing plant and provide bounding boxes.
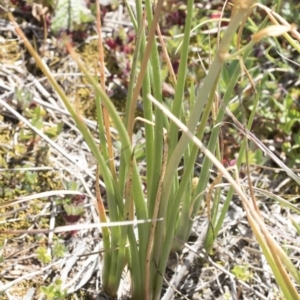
[56,181,86,224]
[40,278,67,300]
[6,0,95,39]
[36,246,51,264]
[231,264,253,282]
[52,241,67,258]
[36,241,67,265]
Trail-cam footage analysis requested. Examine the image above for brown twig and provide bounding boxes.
[96,0,116,180]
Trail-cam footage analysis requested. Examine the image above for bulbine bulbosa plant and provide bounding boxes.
[5,0,300,299]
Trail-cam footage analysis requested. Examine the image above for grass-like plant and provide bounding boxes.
[3,0,300,299]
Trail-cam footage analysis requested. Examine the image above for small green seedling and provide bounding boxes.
[36,246,51,264]
[40,279,67,300]
[231,264,253,282]
[52,242,67,259]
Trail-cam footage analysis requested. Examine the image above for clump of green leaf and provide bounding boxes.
[50,0,94,34]
[13,87,32,111]
[0,168,36,198]
[20,105,63,140]
[36,246,51,264]
[231,264,253,282]
[52,241,67,258]
[38,242,67,299]
[40,279,67,300]
[55,181,86,225]
[36,241,67,264]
